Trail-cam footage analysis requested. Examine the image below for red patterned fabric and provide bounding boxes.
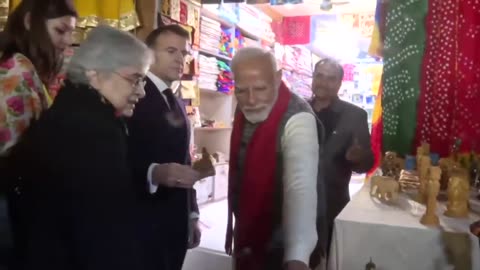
[415,0,480,156]
[280,16,311,45]
[342,64,355,82]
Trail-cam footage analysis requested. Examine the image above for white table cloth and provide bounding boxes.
[328,185,480,270]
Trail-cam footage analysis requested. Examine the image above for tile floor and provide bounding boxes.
[182,175,366,270]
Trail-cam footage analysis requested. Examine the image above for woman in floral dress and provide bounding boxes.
[0,0,76,267]
[0,0,77,156]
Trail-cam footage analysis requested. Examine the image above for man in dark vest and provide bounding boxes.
[127,25,202,270]
[224,47,320,270]
[310,58,374,262]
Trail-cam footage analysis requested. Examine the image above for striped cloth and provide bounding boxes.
[381,0,428,155]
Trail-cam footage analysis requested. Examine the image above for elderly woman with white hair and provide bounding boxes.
[6,26,153,270]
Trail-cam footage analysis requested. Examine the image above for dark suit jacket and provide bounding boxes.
[6,81,148,270]
[127,77,198,269]
[319,99,374,224]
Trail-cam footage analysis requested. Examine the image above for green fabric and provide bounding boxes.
[381,0,428,155]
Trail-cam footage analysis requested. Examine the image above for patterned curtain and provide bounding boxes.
[381,0,428,155]
[415,0,480,157]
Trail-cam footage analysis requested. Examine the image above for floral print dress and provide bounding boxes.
[0,53,50,156]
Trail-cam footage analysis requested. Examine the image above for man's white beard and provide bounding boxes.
[241,86,279,124]
[242,106,273,124]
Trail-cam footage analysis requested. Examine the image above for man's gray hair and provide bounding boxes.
[314,58,344,80]
[231,47,278,74]
[67,25,153,84]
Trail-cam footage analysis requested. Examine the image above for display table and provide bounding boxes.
[328,185,480,270]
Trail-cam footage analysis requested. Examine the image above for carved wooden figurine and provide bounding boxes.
[192,147,215,178]
[445,167,470,218]
[370,176,400,202]
[381,151,404,180]
[438,157,458,190]
[417,155,432,203]
[420,166,442,226]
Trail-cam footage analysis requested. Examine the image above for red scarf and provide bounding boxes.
[226,83,291,270]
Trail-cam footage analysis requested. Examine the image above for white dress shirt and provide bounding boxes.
[145,72,198,219]
[280,112,319,265]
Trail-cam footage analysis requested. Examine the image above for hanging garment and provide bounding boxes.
[415,0,480,157]
[381,0,428,155]
[0,0,8,31]
[74,0,140,43]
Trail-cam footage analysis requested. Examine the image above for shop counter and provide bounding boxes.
[328,185,480,270]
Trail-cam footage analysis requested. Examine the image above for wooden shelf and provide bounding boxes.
[201,7,235,28]
[200,88,231,96]
[201,7,274,48]
[198,49,232,62]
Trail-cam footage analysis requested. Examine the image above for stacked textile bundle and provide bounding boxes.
[217,60,233,94]
[200,16,221,54]
[236,4,275,44]
[283,71,312,99]
[294,46,312,76]
[278,45,313,99]
[198,55,220,91]
[219,28,234,58]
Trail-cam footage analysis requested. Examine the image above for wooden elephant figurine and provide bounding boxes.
[371,176,400,202]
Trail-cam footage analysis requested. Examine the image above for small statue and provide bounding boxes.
[445,167,470,218]
[420,166,441,226]
[192,147,215,178]
[421,142,431,156]
[416,146,425,172]
[438,157,458,190]
[370,176,400,202]
[365,258,376,270]
[381,151,404,180]
[417,155,432,203]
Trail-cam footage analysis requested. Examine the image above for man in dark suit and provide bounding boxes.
[127,25,202,270]
[310,58,374,265]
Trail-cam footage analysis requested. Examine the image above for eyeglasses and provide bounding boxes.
[113,71,147,89]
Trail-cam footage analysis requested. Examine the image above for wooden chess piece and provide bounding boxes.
[381,151,404,180]
[445,167,470,218]
[365,258,376,270]
[421,142,431,156]
[417,155,432,203]
[420,166,441,226]
[192,147,215,178]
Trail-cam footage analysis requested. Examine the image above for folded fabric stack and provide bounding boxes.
[217,60,233,94]
[281,46,297,71]
[294,46,312,76]
[198,55,220,91]
[219,28,234,58]
[200,16,221,54]
[233,28,244,51]
[283,70,312,99]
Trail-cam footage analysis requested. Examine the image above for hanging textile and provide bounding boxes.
[415,0,480,157]
[381,0,428,155]
[366,0,388,176]
[74,0,140,43]
[367,0,388,58]
[369,82,383,176]
[0,0,8,31]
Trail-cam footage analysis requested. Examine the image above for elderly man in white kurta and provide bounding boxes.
[224,47,322,270]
